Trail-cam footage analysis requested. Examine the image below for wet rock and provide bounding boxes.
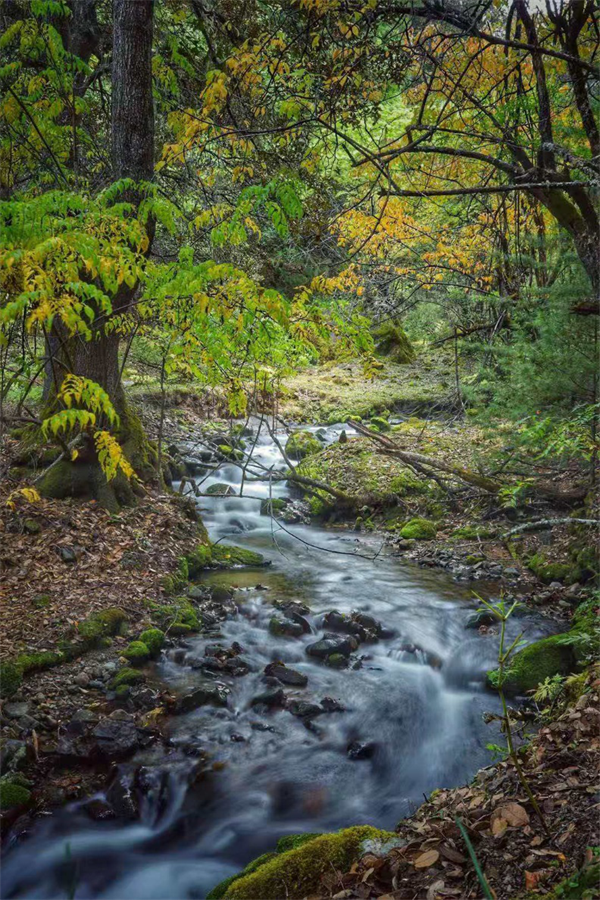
[187,655,224,672]
[320,697,345,713]
[0,739,27,774]
[465,609,497,629]
[287,700,322,719]
[3,702,30,720]
[91,716,139,759]
[251,687,286,709]
[174,685,230,713]
[264,662,308,687]
[106,771,139,820]
[347,740,377,760]
[230,733,246,742]
[182,457,207,475]
[58,546,78,563]
[210,587,235,603]
[275,600,311,617]
[286,611,312,634]
[83,798,117,821]
[129,687,161,711]
[205,483,237,497]
[269,617,304,638]
[327,653,349,669]
[224,658,250,677]
[170,649,188,665]
[306,633,359,660]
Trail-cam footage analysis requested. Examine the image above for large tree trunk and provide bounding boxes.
[39,0,155,508]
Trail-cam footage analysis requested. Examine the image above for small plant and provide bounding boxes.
[477,593,551,837]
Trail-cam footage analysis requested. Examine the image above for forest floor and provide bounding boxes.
[1,350,598,899]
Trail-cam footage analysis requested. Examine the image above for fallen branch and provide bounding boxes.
[503,518,600,537]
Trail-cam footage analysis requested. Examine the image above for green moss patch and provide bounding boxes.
[400,517,437,540]
[186,542,268,575]
[285,431,322,460]
[223,826,392,900]
[110,667,146,689]
[151,597,200,633]
[0,778,31,811]
[124,641,151,664]
[488,633,577,694]
[139,628,165,656]
[78,608,128,645]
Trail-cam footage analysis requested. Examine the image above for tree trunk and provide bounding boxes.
[39,0,155,507]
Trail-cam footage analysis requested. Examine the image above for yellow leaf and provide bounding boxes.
[414,850,440,868]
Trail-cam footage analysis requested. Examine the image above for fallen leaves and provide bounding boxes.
[413,850,440,868]
[491,802,529,836]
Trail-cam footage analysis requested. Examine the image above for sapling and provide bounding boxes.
[478,594,552,838]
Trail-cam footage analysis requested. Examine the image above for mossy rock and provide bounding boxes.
[260,498,287,515]
[370,416,391,432]
[123,641,151,664]
[487,633,577,694]
[0,777,31,811]
[206,483,237,497]
[372,321,415,364]
[275,833,322,853]
[400,517,437,540]
[78,608,128,645]
[110,667,146,689]
[389,471,426,496]
[285,431,322,461]
[0,662,23,699]
[527,553,576,585]
[210,544,267,569]
[223,826,393,900]
[138,628,165,656]
[152,597,200,632]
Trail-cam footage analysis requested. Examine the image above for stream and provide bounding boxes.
[2,420,552,900]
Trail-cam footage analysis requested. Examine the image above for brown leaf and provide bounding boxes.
[414,850,440,869]
[439,844,467,864]
[497,802,529,827]
[490,812,508,837]
[525,869,552,890]
[426,880,446,900]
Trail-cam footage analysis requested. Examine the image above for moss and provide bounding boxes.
[275,833,322,854]
[0,778,31,811]
[210,544,267,569]
[389,472,426,496]
[241,853,278,876]
[162,556,190,595]
[152,597,200,632]
[110,667,146,689]
[139,628,165,656]
[207,876,239,900]
[15,650,63,673]
[78,608,127,645]
[488,633,577,694]
[400,517,437,540]
[370,416,391,432]
[260,498,287,515]
[185,544,212,576]
[372,321,416,364]
[466,554,485,565]
[285,431,322,460]
[224,826,393,900]
[0,662,23,699]
[527,553,575,584]
[124,641,151,664]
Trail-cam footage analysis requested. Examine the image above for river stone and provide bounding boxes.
[347,740,377,760]
[251,687,286,709]
[224,658,250,677]
[3,702,30,720]
[264,662,308,687]
[306,633,359,660]
[287,699,322,719]
[174,684,230,713]
[320,697,345,712]
[105,772,139,820]
[205,483,237,496]
[465,609,497,629]
[91,717,139,758]
[269,617,304,638]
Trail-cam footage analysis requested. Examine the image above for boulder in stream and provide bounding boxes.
[287,699,322,719]
[269,617,304,638]
[306,633,359,660]
[173,684,230,713]
[264,661,308,687]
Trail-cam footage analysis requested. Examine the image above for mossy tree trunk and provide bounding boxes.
[38,0,156,509]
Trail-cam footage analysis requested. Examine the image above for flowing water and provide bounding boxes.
[2,420,551,899]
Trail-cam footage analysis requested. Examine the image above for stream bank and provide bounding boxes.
[1,393,597,900]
